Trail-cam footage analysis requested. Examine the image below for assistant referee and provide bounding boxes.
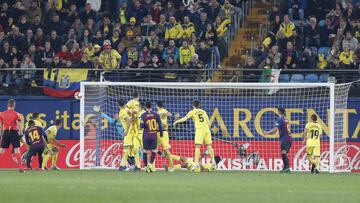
[0,99,23,172]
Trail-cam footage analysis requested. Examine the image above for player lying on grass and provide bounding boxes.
[42,119,66,170]
[140,101,163,172]
[264,108,293,173]
[173,100,216,170]
[24,120,52,170]
[303,114,322,174]
[163,153,221,172]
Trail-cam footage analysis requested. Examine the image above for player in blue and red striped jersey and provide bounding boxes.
[140,101,163,173]
[264,108,293,173]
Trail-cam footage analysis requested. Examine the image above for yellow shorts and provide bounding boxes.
[157,131,171,150]
[306,146,320,157]
[133,133,143,149]
[195,129,212,145]
[44,144,59,154]
[123,132,134,147]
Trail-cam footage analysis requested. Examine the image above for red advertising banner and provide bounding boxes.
[1,140,360,171]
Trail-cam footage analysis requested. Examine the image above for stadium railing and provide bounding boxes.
[0,67,359,85]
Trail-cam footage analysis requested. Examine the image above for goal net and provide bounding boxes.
[79,82,353,172]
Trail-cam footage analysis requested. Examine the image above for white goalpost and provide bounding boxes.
[79,82,354,173]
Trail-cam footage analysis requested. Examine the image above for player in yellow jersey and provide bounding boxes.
[132,101,145,171]
[24,113,43,129]
[118,99,132,171]
[156,101,175,172]
[42,119,66,170]
[173,100,216,171]
[303,114,322,174]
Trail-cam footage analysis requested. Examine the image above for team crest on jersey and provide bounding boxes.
[59,75,71,88]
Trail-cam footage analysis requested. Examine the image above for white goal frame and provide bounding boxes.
[79,82,337,172]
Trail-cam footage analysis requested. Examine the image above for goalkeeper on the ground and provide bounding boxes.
[42,119,66,170]
[162,151,221,172]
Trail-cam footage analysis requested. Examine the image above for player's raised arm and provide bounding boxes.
[173,114,190,126]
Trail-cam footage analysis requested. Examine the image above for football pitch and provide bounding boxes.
[0,170,359,203]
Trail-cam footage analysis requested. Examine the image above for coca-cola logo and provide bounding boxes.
[293,145,360,171]
[64,141,360,171]
[65,143,123,168]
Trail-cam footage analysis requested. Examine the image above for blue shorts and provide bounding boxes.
[143,137,157,150]
[281,140,292,153]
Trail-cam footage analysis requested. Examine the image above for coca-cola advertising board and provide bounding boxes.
[1,140,360,172]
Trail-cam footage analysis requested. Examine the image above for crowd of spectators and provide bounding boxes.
[247,0,360,82]
[0,0,241,87]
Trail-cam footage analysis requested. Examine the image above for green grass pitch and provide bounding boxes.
[0,170,359,203]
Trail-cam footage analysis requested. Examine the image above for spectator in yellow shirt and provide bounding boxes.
[279,14,295,38]
[165,16,184,42]
[99,40,122,71]
[179,40,195,66]
[339,45,355,68]
[84,42,96,61]
[182,16,195,39]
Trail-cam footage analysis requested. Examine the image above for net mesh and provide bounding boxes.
[81,83,352,172]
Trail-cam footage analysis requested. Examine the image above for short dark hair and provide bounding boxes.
[28,120,35,127]
[7,99,15,107]
[278,108,285,115]
[311,114,317,122]
[55,119,62,126]
[32,112,39,119]
[156,101,163,108]
[118,99,126,107]
[193,100,200,108]
[132,91,139,98]
[145,101,152,109]
[215,155,221,165]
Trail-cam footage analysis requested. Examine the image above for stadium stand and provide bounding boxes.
[0,0,359,96]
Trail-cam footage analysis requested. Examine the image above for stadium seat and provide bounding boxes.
[318,20,326,27]
[318,47,331,57]
[319,74,329,83]
[305,74,319,83]
[310,47,318,55]
[290,74,304,83]
[279,74,290,83]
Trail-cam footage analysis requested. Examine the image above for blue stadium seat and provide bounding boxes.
[279,74,290,83]
[290,74,305,83]
[318,47,331,57]
[319,74,329,83]
[318,20,326,27]
[305,74,319,83]
[310,47,318,55]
